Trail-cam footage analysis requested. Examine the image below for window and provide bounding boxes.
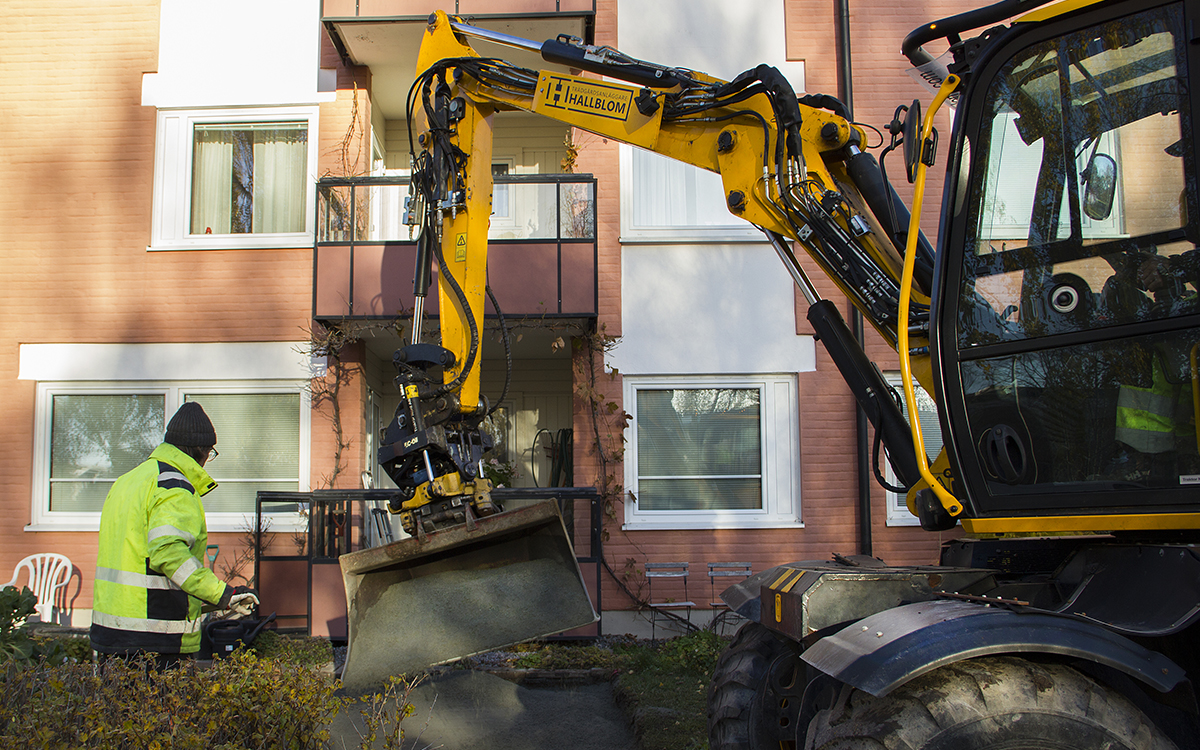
[190,122,308,235]
[624,375,800,529]
[49,393,165,514]
[615,0,801,243]
[959,8,1188,347]
[182,392,301,513]
[620,147,760,243]
[883,373,943,526]
[978,113,1124,241]
[491,162,512,220]
[33,383,309,531]
[151,107,318,251]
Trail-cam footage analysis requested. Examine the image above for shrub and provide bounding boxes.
[250,629,334,667]
[651,629,724,672]
[0,586,88,667]
[0,586,38,663]
[612,631,726,750]
[0,650,345,749]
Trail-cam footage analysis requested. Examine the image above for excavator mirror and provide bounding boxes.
[903,99,922,183]
[1082,152,1117,221]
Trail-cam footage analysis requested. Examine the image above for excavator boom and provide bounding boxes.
[341,9,946,686]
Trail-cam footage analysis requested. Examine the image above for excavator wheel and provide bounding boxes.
[804,655,1178,750]
[707,622,805,750]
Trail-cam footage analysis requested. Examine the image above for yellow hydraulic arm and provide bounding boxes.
[383,10,957,532]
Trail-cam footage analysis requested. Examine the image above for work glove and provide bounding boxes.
[217,585,260,618]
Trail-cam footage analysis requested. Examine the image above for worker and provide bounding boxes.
[89,402,258,668]
[1114,351,1194,475]
[1109,242,1200,482]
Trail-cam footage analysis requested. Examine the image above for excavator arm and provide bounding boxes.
[341,10,960,690]
[379,11,948,534]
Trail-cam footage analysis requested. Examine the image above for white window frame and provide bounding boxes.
[619,146,762,244]
[623,374,801,530]
[490,159,515,225]
[882,372,941,527]
[149,106,319,251]
[30,380,311,533]
[979,112,1125,242]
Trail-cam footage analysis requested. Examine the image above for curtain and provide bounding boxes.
[191,129,233,235]
[630,149,731,228]
[253,126,308,233]
[191,123,307,236]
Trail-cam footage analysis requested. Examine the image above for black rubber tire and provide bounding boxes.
[708,621,805,750]
[805,655,1179,750]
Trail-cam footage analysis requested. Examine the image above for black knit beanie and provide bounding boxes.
[165,402,216,447]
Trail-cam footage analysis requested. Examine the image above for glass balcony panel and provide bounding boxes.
[489,182,558,240]
[362,184,410,242]
[317,185,353,243]
[560,182,595,239]
[315,175,597,319]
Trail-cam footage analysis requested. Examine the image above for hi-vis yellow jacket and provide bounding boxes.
[90,443,228,655]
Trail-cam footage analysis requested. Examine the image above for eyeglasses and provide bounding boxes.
[207,448,219,462]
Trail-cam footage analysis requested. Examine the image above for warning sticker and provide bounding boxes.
[541,75,634,122]
[455,233,467,262]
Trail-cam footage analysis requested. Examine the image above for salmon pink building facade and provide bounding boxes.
[1,0,975,633]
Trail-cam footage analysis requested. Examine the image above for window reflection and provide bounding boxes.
[960,6,1192,347]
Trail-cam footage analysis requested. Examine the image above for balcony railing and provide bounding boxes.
[314,174,598,320]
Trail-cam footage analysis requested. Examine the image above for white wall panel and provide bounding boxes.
[142,0,333,108]
[610,243,815,375]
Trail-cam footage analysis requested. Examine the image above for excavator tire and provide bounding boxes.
[804,655,1178,750]
[707,621,804,750]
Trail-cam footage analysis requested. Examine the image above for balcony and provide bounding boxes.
[322,0,595,18]
[313,174,598,321]
[321,2,594,122]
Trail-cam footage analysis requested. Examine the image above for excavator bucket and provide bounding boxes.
[338,498,597,691]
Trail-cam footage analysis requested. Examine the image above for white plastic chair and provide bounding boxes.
[4,553,73,622]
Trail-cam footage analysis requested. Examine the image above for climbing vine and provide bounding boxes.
[573,325,657,607]
[572,325,628,539]
[305,322,358,490]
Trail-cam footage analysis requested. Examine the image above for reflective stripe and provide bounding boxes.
[91,610,202,635]
[1118,387,1176,417]
[95,566,179,591]
[1115,354,1189,454]
[1115,423,1175,453]
[157,467,194,494]
[170,556,202,588]
[148,524,196,547]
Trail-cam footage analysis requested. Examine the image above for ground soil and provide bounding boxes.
[329,669,638,750]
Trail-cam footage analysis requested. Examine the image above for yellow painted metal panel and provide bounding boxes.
[964,513,1200,537]
[1016,0,1106,24]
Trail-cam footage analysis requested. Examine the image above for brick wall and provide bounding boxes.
[0,3,366,613]
[1,0,997,621]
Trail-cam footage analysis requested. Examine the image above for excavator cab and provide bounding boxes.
[934,0,1200,535]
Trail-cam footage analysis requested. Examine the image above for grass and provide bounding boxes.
[505,630,725,750]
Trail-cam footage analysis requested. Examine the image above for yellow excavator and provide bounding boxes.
[342,1,1200,745]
